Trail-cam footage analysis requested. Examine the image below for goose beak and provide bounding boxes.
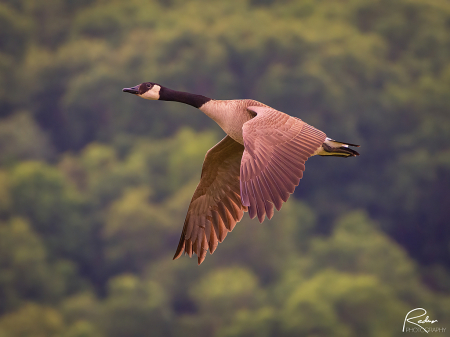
[122,85,139,94]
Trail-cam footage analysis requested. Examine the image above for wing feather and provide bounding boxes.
[212,210,227,242]
[240,106,326,222]
[208,224,218,253]
[173,136,246,264]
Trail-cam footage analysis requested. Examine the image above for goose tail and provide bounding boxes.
[318,138,360,157]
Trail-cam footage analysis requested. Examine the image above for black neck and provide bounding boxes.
[159,87,211,108]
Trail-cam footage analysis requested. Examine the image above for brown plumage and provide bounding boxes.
[172,135,246,264]
[122,83,360,264]
[240,106,326,223]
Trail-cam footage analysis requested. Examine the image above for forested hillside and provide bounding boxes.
[0,0,449,336]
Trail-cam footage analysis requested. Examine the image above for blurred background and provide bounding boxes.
[0,0,449,336]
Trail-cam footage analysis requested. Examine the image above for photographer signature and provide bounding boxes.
[403,308,438,333]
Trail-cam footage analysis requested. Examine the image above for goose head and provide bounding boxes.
[123,82,161,100]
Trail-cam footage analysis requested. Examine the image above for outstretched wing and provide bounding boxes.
[173,135,247,264]
[240,106,326,222]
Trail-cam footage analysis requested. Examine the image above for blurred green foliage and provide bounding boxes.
[0,0,449,335]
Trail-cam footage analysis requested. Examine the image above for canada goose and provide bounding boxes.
[123,82,360,264]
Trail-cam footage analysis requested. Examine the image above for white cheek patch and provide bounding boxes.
[140,85,161,100]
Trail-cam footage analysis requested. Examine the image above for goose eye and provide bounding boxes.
[147,83,151,88]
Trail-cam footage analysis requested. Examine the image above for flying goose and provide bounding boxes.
[123,82,360,264]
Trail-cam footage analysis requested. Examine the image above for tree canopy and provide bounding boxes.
[0,0,449,335]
